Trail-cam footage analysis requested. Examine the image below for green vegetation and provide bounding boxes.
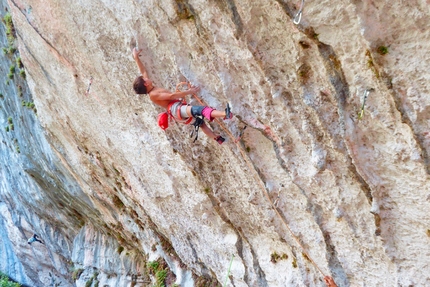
[17,85,23,97]
[71,268,84,281]
[0,93,3,99]
[7,72,13,79]
[7,117,12,124]
[147,261,159,271]
[2,13,16,56]
[117,246,124,254]
[0,272,20,287]
[297,63,312,83]
[5,126,9,132]
[155,270,167,287]
[147,259,171,287]
[312,32,319,40]
[19,70,25,79]
[112,195,125,209]
[377,45,389,55]
[85,272,99,287]
[3,13,15,45]
[292,257,297,268]
[8,47,16,54]
[16,57,23,68]
[365,49,380,79]
[270,252,288,263]
[9,65,15,74]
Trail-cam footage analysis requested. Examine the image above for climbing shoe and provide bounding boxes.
[224,103,233,120]
[214,135,225,145]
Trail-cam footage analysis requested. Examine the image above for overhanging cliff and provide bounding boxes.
[1,0,429,286]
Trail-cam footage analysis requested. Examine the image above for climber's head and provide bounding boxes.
[133,76,152,94]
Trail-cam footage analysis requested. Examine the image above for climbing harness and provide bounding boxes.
[223,255,235,287]
[293,0,305,25]
[157,83,196,130]
[358,89,371,120]
[85,76,93,96]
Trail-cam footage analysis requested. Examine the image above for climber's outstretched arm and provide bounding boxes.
[132,48,148,79]
[151,86,200,102]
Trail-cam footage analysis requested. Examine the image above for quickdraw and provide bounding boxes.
[293,0,305,25]
[223,255,235,287]
[235,125,247,143]
[358,89,371,120]
[85,76,93,96]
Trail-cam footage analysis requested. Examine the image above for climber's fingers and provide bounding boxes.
[324,276,338,287]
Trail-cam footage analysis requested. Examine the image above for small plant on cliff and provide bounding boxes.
[7,72,14,79]
[147,259,171,287]
[270,252,288,263]
[7,117,13,124]
[3,13,16,45]
[117,246,124,254]
[8,46,16,54]
[0,272,20,287]
[377,45,389,55]
[71,268,84,281]
[16,57,23,68]
[155,270,167,287]
[147,261,159,271]
[9,65,15,74]
[19,70,26,79]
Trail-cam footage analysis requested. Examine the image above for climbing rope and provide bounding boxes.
[293,0,305,25]
[181,82,332,283]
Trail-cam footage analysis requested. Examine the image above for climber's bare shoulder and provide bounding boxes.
[149,87,172,109]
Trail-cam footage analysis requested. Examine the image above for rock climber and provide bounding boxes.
[27,234,44,245]
[131,48,232,144]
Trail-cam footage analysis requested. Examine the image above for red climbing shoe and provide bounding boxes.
[224,103,233,120]
[214,135,225,144]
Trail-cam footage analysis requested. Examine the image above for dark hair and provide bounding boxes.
[133,76,147,94]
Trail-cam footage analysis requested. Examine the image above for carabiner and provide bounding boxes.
[293,0,305,25]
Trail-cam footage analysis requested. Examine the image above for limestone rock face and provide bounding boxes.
[1,0,429,286]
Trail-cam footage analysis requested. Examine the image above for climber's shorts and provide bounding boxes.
[191,106,215,121]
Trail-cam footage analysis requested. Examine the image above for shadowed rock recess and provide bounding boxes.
[0,0,429,286]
